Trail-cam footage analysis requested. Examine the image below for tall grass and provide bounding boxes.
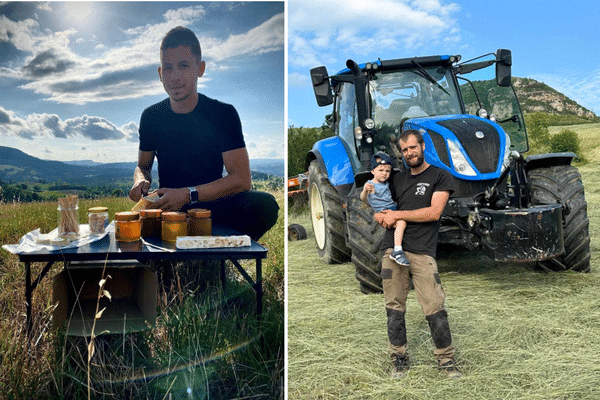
[0,191,284,399]
[287,123,600,399]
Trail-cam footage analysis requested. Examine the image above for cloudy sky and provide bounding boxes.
[288,0,600,128]
[0,1,284,163]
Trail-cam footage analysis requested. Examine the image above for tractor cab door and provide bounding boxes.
[335,81,362,174]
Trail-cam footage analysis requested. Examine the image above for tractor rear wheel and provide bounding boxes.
[528,165,591,272]
[346,184,386,293]
[308,160,351,264]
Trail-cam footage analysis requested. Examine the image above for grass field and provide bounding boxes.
[0,192,284,399]
[287,123,600,399]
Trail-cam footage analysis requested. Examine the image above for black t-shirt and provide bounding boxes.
[138,93,246,189]
[381,165,454,257]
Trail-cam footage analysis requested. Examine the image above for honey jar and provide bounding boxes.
[140,209,162,238]
[114,211,141,242]
[187,208,212,236]
[161,212,187,243]
[88,206,109,235]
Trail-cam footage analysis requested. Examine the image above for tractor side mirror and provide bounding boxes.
[310,66,333,107]
[496,49,512,87]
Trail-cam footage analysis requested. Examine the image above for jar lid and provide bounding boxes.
[114,211,139,221]
[162,211,187,222]
[187,208,211,218]
[140,208,162,218]
[88,206,108,213]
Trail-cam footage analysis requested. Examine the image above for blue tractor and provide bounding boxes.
[307,49,590,293]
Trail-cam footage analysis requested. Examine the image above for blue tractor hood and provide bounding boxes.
[403,115,508,181]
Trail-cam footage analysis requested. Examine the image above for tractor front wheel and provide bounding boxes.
[528,165,591,272]
[308,160,351,264]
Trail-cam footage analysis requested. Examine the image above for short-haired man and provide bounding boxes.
[129,26,279,240]
[375,129,461,379]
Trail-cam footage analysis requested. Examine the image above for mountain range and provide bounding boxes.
[0,146,283,185]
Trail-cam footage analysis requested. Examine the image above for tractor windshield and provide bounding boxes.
[369,66,462,127]
[366,66,462,155]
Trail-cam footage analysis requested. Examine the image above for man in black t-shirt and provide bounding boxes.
[374,129,461,379]
[129,26,278,240]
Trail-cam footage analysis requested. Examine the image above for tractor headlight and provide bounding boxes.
[502,133,512,169]
[364,118,375,129]
[447,140,477,176]
[354,126,363,140]
[477,108,488,119]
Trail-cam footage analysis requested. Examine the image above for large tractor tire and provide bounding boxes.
[346,184,386,293]
[308,160,351,264]
[528,165,591,272]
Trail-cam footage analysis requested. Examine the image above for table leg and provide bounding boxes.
[25,262,32,336]
[220,259,226,290]
[256,258,263,316]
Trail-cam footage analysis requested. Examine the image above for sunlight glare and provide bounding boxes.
[63,2,95,26]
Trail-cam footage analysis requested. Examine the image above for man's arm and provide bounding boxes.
[151,147,252,211]
[374,190,450,229]
[128,150,155,201]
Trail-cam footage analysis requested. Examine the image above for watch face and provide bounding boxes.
[189,187,198,202]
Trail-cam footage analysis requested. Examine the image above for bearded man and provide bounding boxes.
[374,129,462,379]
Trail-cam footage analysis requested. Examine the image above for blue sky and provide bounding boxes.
[288,0,600,128]
[0,1,284,163]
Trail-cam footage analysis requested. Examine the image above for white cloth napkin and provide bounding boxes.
[2,222,115,254]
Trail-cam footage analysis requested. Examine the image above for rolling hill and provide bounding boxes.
[0,146,283,185]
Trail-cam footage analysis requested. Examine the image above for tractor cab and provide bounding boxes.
[311,50,527,179]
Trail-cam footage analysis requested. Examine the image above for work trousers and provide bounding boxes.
[381,248,455,364]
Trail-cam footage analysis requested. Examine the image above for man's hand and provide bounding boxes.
[149,187,190,212]
[129,179,151,202]
[374,210,398,229]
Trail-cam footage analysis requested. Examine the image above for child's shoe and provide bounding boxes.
[390,250,410,266]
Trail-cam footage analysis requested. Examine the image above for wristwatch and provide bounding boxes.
[188,186,198,204]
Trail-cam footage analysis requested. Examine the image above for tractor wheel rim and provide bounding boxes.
[310,182,326,250]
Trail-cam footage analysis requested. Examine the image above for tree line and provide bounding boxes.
[0,174,283,204]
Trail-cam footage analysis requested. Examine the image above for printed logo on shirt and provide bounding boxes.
[415,182,429,196]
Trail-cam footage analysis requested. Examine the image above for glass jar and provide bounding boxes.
[140,209,162,238]
[58,203,79,238]
[114,211,141,242]
[161,212,187,243]
[187,208,212,236]
[88,206,109,235]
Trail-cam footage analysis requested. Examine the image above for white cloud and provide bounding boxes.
[288,0,461,68]
[0,5,283,105]
[288,72,310,89]
[246,134,284,159]
[36,2,52,12]
[0,105,138,141]
[0,15,39,53]
[208,13,284,62]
